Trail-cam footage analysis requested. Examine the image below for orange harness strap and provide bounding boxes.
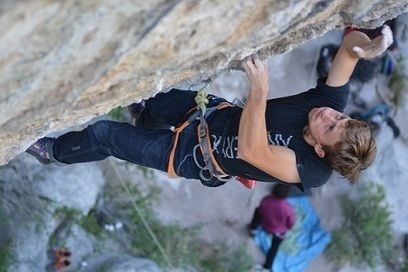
[167,102,232,179]
[167,121,190,178]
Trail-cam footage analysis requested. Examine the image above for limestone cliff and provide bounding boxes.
[1,0,407,165]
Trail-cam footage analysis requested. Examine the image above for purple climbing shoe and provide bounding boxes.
[127,100,145,125]
[26,137,54,165]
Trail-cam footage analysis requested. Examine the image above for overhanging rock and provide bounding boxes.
[1,0,407,165]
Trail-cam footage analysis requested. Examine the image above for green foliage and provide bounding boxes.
[401,261,408,272]
[200,243,253,272]
[0,241,12,272]
[121,162,155,180]
[0,208,11,272]
[135,165,155,180]
[54,207,104,239]
[325,182,394,269]
[54,206,81,219]
[123,182,201,268]
[109,180,253,271]
[107,106,129,122]
[78,209,104,238]
[388,55,408,109]
[129,218,202,268]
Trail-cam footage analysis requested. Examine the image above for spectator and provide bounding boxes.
[249,184,296,272]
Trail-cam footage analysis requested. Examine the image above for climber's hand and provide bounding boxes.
[241,53,269,98]
[353,25,394,60]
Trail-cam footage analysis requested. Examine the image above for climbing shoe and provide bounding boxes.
[127,100,145,125]
[26,137,54,164]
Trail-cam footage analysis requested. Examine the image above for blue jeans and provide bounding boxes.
[52,89,227,181]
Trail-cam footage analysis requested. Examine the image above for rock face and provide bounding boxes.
[98,256,163,272]
[0,154,164,271]
[1,0,407,165]
[0,154,104,272]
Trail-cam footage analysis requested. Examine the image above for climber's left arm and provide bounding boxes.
[326,25,393,87]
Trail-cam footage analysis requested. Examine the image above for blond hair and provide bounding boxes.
[322,119,377,184]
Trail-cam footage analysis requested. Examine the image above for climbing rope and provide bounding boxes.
[309,43,322,87]
[194,88,209,115]
[108,159,176,271]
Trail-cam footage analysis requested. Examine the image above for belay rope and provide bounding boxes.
[108,159,176,270]
[194,88,209,116]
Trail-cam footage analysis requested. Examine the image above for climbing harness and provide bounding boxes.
[195,89,233,182]
[154,69,258,188]
[167,85,232,182]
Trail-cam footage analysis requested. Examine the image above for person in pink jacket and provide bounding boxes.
[249,184,296,271]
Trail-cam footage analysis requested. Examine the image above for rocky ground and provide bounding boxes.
[1,15,408,272]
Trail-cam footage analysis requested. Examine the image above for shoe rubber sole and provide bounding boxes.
[26,147,52,165]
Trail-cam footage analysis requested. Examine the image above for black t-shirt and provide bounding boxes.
[207,78,350,191]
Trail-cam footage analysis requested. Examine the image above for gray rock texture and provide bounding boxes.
[1,0,408,165]
[97,256,163,272]
[0,154,104,272]
[0,153,168,272]
[1,13,408,271]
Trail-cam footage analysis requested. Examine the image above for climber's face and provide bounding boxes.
[306,107,351,156]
